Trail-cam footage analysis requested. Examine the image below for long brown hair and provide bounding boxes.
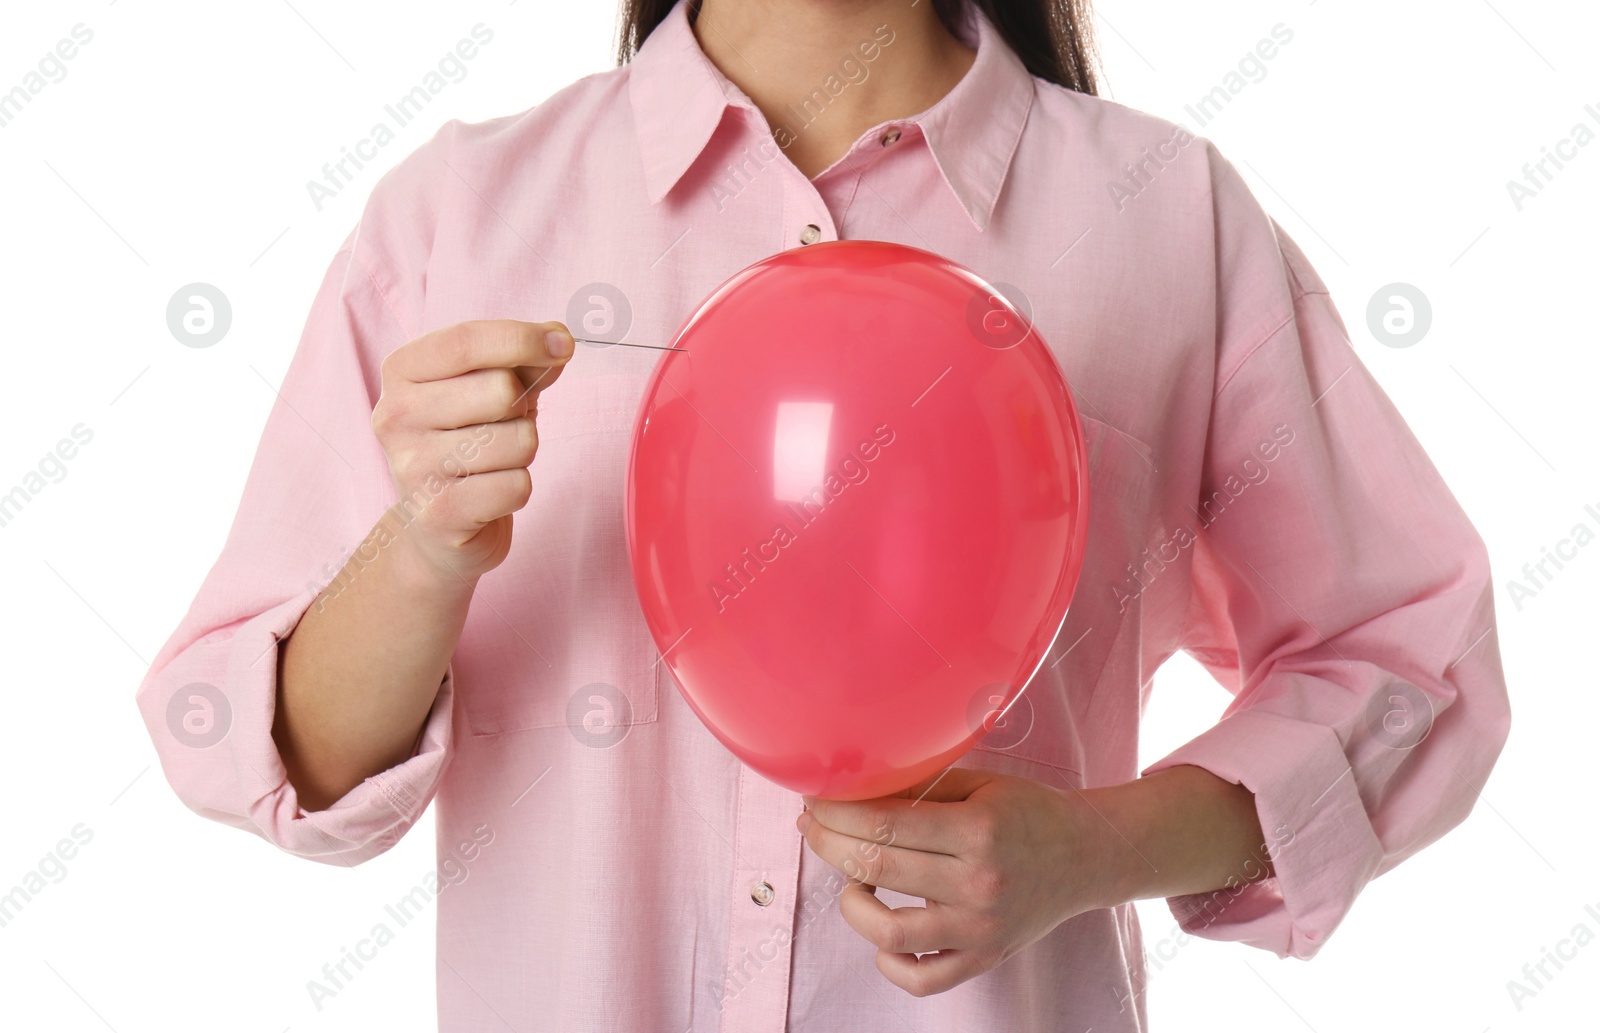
[615,0,1099,95]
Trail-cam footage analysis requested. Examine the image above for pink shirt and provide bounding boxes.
[136,1,1511,1028]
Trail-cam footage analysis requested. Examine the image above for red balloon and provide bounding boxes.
[626,240,1089,800]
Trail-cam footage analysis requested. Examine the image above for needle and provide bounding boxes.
[572,337,687,353]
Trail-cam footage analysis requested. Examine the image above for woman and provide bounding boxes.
[136,0,1510,1028]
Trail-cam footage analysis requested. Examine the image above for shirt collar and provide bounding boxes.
[627,0,1035,231]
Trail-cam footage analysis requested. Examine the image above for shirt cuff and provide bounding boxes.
[1141,706,1384,959]
[143,591,454,866]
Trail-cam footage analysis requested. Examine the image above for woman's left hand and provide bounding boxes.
[796,766,1135,997]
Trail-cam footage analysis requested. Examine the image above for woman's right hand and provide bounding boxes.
[371,318,574,586]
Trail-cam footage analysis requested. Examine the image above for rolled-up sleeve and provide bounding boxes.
[133,135,454,864]
[1142,144,1512,959]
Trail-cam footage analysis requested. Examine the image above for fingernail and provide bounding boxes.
[546,329,572,358]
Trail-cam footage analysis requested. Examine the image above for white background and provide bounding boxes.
[0,0,1595,1030]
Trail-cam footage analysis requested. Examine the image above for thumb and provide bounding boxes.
[892,764,996,804]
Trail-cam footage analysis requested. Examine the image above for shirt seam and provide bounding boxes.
[1213,310,1295,398]
[341,118,454,348]
[1212,237,1333,398]
[352,245,418,345]
[369,768,412,818]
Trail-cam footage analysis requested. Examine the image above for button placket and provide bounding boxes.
[719,765,804,1033]
[780,161,836,250]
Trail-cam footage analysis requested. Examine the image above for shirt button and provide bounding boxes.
[751,881,775,906]
[799,223,822,246]
[880,127,902,146]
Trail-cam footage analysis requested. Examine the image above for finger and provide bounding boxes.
[803,795,962,855]
[391,320,574,384]
[510,358,566,408]
[425,419,538,477]
[799,811,959,899]
[428,466,534,528]
[838,884,968,955]
[409,368,537,430]
[875,946,992,998]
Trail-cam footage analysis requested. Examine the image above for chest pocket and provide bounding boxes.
[454,369,661,739]
[968,412,1158,780]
